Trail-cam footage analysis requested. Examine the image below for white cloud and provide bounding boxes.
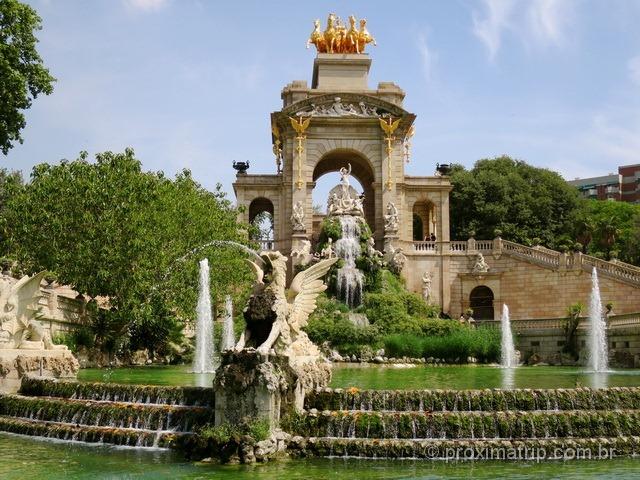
[123,0,169,12]
[472,0,515,60]
[629,56,640,86]
[417,33,436,82]
[527,0,573,47]
[472,0,575,59]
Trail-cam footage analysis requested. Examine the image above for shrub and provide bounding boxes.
[199,417,270,444]
[305,294,381,354]
[317,217,342,250]
[383,327,501,363]
[384,334,424,358]
[420,319,463,337]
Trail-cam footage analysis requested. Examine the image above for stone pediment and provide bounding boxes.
[272,93,415,136]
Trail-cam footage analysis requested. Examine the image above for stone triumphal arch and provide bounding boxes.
[233,15,640,323]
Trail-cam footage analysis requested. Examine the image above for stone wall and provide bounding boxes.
[448,254,640,320]
[401,240,640,320]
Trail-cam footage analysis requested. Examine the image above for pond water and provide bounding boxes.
[2,432,640,480]
[77,364,640,390]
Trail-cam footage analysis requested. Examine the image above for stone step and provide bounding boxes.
[0,415,194,449]
[0,395,213,433]
[284,409,640,440]
[20,377,213,407]
[306,387,640,412]
[288,436,640,459]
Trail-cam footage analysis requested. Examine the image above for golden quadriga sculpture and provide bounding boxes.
[307,14,376,54]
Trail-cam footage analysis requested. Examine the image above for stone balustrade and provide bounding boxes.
[412,241,438,253]
[479,312,640,331]
[408,237,640,287]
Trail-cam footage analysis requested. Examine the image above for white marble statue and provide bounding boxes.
[319,238,335,259]
[0,272,68,351]
[291,201,305,232]
[472,253,490,274]
[299,97,381,118]
[291,239,312,266]
[422,271,433,302]
[326,166,366,217]
[384,202,399,232]
[236,252,338,357]
[366,237,383,259]
[385,244,406,274]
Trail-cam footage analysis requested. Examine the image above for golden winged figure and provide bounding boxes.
[379,117,401,136]
[289,116,311,135]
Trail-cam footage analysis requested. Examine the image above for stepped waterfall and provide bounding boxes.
[335,215,364,307]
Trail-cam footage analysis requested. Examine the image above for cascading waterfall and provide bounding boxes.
[588,267,608,372]
[334,215,364,307]
[193,259,215,373]
[220,295,235,351]
[500,304,517,368]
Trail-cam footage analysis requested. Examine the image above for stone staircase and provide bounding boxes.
[0,377,214,448]
[284,387,640,459]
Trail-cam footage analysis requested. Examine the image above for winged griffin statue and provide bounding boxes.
[0,272,68,351]
[235,252,337,359]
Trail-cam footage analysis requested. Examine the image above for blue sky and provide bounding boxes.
[4,0,640,202]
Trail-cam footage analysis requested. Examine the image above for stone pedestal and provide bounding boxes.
[213,349,331,429]
[0,349,79,393]
[213,350,298,429]
[312,53,371,90]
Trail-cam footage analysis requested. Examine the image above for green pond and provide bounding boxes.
[2,432,640,480]
[77,364,640,390]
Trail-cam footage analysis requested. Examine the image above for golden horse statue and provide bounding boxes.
[307,14,375,54]
[306,19,326,53]
[357,18,376,54]
[324,13,337,53]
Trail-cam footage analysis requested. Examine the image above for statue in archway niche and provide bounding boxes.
[291,201,305,232]
[326,164,366,218]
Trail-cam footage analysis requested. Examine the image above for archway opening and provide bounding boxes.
[469,286,495,320]
[248,197,274,249]
[413,214,424,241]
[413,199,437,241]
[312,149,376,231]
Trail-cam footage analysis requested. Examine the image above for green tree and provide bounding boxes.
[449,156,582,245]
[3,149,253,355]
[578,199,640,264]
[0,0,55,154]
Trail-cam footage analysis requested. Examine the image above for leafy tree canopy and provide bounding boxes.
[2,149,253,354]
[576,199,640,265]
[449,156,582,245]
[0,0,55,154]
